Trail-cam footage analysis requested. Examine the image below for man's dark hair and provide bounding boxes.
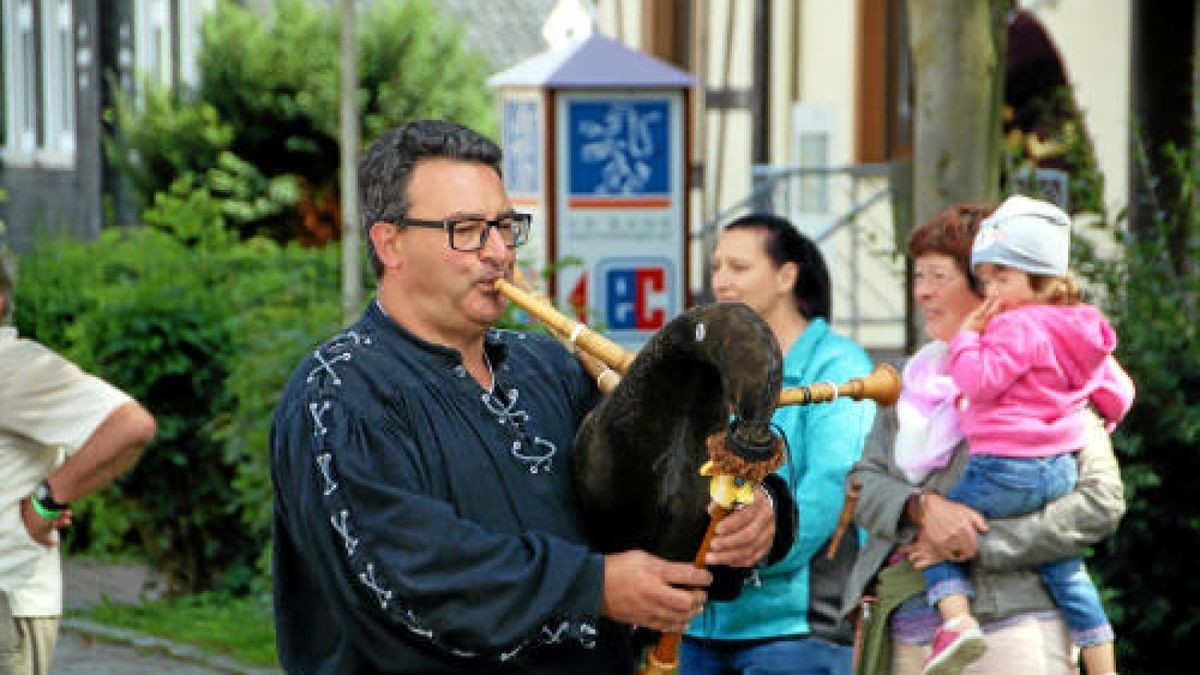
[724,212,832,320]
[359,119,503,277]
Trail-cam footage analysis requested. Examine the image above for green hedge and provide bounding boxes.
[1074,143,1200,671]
[14,219,344,594]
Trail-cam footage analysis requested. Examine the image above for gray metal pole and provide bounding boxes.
[340,0,362,323]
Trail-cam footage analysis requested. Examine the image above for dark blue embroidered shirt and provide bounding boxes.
[270,302,632,673]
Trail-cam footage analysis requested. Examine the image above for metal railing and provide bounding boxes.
[692,162,908,352]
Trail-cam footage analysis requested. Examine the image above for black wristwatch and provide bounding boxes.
[32,479,69,514]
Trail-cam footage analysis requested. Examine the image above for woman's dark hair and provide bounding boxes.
[907,203,994,295]
[724,213,831,320]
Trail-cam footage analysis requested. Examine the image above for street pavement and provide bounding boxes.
[53,557,280,675]
[53,629,237,675]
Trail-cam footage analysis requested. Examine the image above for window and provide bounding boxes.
[135,0,173,90]
[2,0,41,157]
[1,0,76,164]
[42,0,74,157]
[177,0,210,88]
[792,103,834,216]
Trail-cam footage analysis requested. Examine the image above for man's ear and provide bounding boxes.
[369,222,402,270]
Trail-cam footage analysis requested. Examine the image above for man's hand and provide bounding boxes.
[601,550,711,633]
[19,497,72,547]
[705,485,775,567]
[915,492,987,562]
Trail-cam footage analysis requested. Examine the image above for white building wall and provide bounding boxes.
[1020,0,1132,218]
[793,0,857,168]
[588,0,1133,352]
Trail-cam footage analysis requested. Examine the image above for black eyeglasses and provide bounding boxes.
[389,213,532,252]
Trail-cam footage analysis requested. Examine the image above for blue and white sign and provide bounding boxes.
[555,91,685,349]
[568,100,670,203]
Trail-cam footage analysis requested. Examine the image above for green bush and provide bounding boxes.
[14,200,344,594]
[211,237,343,577]
[103,85,234,211]
[1074,142,1200,671]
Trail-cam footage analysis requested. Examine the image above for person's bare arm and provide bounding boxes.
[22,402,155,545]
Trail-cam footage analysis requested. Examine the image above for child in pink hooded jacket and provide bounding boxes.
[907,195,1134,675]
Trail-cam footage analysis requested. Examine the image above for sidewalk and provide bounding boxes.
[55,557,280,675]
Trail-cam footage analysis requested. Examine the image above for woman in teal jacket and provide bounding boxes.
[685,213,877,674]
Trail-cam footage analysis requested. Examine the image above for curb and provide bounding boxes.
[60,618,282,675]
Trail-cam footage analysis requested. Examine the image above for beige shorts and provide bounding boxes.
[891,616,1080,675]
[0,593,58,675]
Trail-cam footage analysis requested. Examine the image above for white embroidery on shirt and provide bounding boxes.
[577,620,597,649]
[358,562,396,613]
[481,387,530,424]
[511,437,557,475]
[359,562,443,647]
[309,400,330,437]
[499,642,527,662]
[306,329,372,386]
[482,386,556,474]
[540,620,571,645]
[315,453,338,496]
[327,330,373,353]
[477,384,556,473]
[330,508,359,556]
[306,350,351,386]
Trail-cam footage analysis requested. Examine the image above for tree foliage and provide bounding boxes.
[1072,140,1200,672]
[107,0,495,243]
[14,180,344,595]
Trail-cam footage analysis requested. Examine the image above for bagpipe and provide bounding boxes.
[496,277,900,674]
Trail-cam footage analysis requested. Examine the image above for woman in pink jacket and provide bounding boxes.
[899,195,1134,675]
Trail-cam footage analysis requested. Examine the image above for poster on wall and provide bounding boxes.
[555,91,685,349]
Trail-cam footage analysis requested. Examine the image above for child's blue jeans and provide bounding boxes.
[923,453,1114,646]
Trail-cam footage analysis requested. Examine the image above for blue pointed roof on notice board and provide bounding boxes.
[488,33,695,88]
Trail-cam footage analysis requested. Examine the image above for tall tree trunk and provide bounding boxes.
[905,0,1007,349]
[907,0,1007,225]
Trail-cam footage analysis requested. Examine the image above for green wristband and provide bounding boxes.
[29,495,63,520]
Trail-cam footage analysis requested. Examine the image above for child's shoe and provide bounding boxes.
[922,617,986,675]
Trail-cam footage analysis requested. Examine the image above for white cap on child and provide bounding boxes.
[971,194,1071,277]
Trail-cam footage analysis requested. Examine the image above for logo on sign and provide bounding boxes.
[596,259,675,331]
[568,99,671,209]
